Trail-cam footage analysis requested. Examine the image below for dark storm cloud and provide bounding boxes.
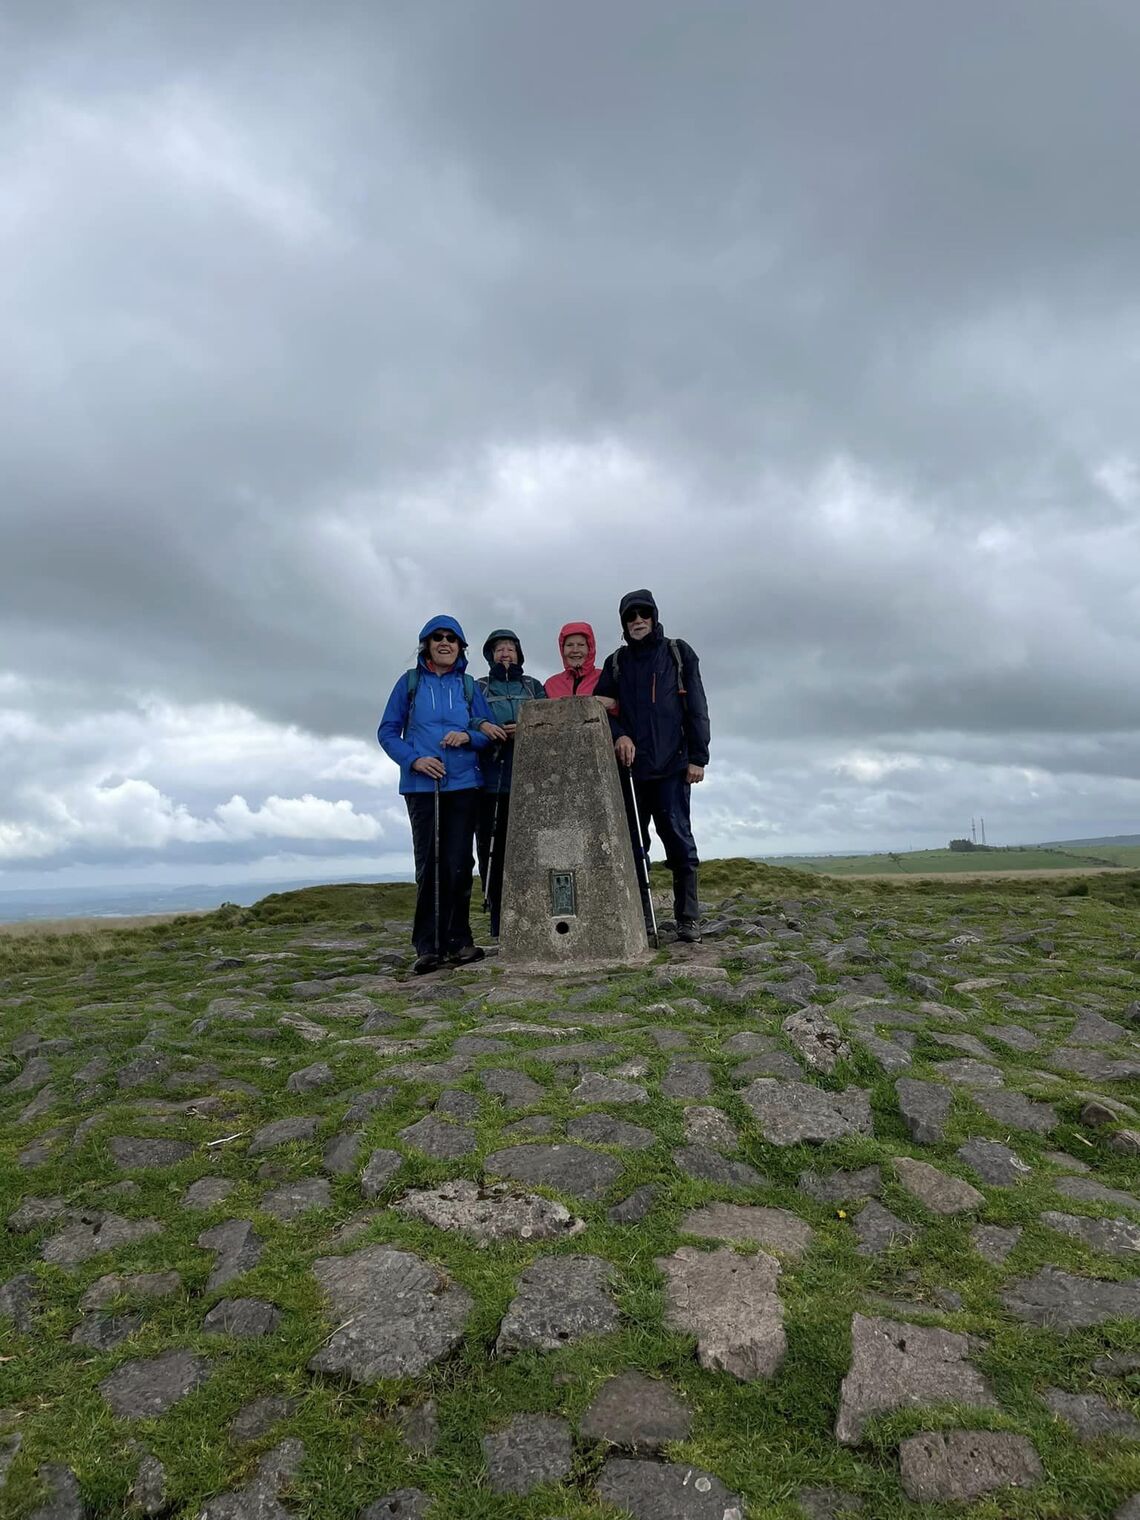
[1,0,1139,871]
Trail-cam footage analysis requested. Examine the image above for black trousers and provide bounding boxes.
[405,789,480,956]
[475,791,510,937]
[623,769,701,922]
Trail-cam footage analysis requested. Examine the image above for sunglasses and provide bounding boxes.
[625,606,654,621]
[429,631,459,645]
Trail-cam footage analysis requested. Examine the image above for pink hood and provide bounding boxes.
[544,621,601,698]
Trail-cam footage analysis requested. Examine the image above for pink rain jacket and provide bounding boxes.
[544,621,602,698]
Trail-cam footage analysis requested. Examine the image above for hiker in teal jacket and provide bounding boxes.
[475,629,546,936]
[378,615,505,973]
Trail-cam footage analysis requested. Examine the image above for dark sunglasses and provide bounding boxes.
[624,606,654,621]
[429,630,459,644]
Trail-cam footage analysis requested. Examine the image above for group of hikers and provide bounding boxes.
[377,589,711,975]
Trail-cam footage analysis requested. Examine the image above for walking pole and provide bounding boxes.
[624,767,658,947]
[480,746,504,913]
[433,778,442,962]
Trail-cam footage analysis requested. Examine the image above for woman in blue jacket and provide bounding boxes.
[378,616,505,974]
[475,629,546,936]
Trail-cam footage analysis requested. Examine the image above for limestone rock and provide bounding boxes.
[973,1090,1057,1133]
[261,1179,332,1221]
[608,1185,657,1224]
[198,1220,263,1291]
[496,1255,619,1354]
[308,1245,470,1381]
[971,1224,1021,1265]
[835,1314,995,1444]
[893,1157,984,1215]
[395,1180,584,1241]
[181,1178,236,1209]
[956,1138,1032,1186]
[1000,1267,1140,1329]
[567,1113,656,1149]
[41,1212,161,1269]
[657,1244,785,1380]
[482,1413,573,1495]
[1044,1388,1140,1440]
[896,1079,952,1144]
[28,1463,84,1520]
[739,1079,872,1145]
[99,1349,210,1418]
[360,1149,402,1199]
[782,1007,849,1074]
[484,1143,621,1200]
[800,1166,881,1204]
[579,1369,692,1451]
[898,1430,1042,1502]
[201,1297,282,1338]
[681,1202,814,1259]
[248,1117,320,1155]
[596,1457,745,1519]
[397,1114,476,1159]
[853,1201,915,1256]
[682,1106,739,1149]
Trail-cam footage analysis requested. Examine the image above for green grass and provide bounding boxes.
[2,864,1139,1517]
[762,846,1132,876]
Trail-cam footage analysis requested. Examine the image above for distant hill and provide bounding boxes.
[1043,834,1140,848]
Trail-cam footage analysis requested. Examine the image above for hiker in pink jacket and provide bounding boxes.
[544,622,612,704]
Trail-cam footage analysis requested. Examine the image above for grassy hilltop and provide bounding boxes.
[1,859,1139,1518]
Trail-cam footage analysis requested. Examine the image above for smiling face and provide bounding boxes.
[624,605,654,641]
[492,638,519,666]
[427,628,461,669]
[562,633,589,669]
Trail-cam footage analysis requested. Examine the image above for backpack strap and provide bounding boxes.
[401,668,419,740]
[611,648,621,680]
[669,639,689,712]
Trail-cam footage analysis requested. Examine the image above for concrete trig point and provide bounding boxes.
[499,697,649,968]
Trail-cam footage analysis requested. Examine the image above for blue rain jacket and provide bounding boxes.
[475,627,547,792]
[377,616,496,793]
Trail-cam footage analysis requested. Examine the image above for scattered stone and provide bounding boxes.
[261,1179,332,1220]
[496,1255,620,1354]
[202,1297,282,1338]
[895,1079,952,1144]
[199,1438,304,1519]
[42,1212,162,1269]
[1112,1130,1140,1156]
[579,1369,692,1451]
[248,1117,320,1155]
[898,1430,1042,1502]
[782,1007,850,1074]
[1044,1388,1140,1440]
[286,1061,334,1094]
[502,1114,554,1137]
[983,1023,1040,1052]
[28,1463,84,1520]
[1000,1267,1140,1329]
[359,1149,402,1199]
[181,1177,235,1209]
[395,1400,438,1456]
[596,1457,745,1520]
[397,1114,477,1159]
[198,1220,263,1291]
[1092,1353,1140,1377]
[929,1031,990,1058]
[481,1069,544,1108]
[567,1113,656,1149]
[931,1058,1004,1088]
[660,1059,713,1098]
[322,1130,365,1175]
[672,1145,765,1188]
[1069,1010,1129,1046]
[99,1349,210,1418]
[835,1314,995,1444]
[681,1202,814,1259]
[1040,1210,1140,1259]
[228,1395,297,1441]
[609,1185,657,1224]
[482,1413,573,1494]
[853,1201,915,1256]
[0,1432,22,1486]
[343,1087,398,1124]
[396,1179,584,1241]
[796,1486,864,1518]
[682,1106,739,1148]
[973,1089,1058,1133]
[308,1244,471,1380]
[740,1079,872,1145]
[485,1143,621,1200]
[358,1492,428,1519]
[894,1157,984,1215]
[657,1245,785,1380]
[572,1070,648,1104]
[971,1224,1021,1265]
[956,1138,1032,1186]
[8,1195,70,1232]
[71,1311,143,1350]
[1055,1176,1140,1210]
[850,1030,912,1073]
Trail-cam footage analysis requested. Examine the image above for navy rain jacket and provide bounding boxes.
[595,607,710,781]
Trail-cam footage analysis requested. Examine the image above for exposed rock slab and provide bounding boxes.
[898,1430,1042,1502]
[893,1157,984,1215]
[971,1224,1021,1265]
[1040,1210,1140,1259]
[572,1071,648,1104]
[394,1179,584,1241]
[835,1314,995,1444]
[853,1201,915,1256]
[201,1297,282,1338]
[1044,1388,1140,1440]
[739,1079,872,1145]
[657,1245,785,1380]
[99,1348,210,1418]
[482,1413,573,1494]
[198,1220,263,1291]
[682,1106,739,1149]
[484,1143,621,1200]
[579,1369,692,1451]
[956,1138,1032,1186]
[681,1202,814,1259]
[596,1457,745,1519]
[41,1211,161,1269]
[248,1117,320,1155]
[496,1254,619,1354]
[973,1090,1057,1133]
[896,1079,952,1144]
[800,1166,881,1204]
[782,1007,849,1074]
[261,1179,332,1220]
[1000,1267,1140,1329]
[566,1113,656,1149]
[397,1114,476,1158]
[109,1137,194,1169]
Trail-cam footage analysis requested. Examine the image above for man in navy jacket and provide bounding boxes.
[594,590,710,942]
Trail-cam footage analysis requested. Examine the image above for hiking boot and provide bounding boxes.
[412,953,441,976]
[448,944,485,966]
[676,918,703,944]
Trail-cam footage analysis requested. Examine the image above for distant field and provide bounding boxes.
[762,845,1131,876]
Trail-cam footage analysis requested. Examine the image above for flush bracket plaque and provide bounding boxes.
[550,871,578,916]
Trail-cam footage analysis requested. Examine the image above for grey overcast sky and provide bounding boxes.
[2,0,1139,887]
